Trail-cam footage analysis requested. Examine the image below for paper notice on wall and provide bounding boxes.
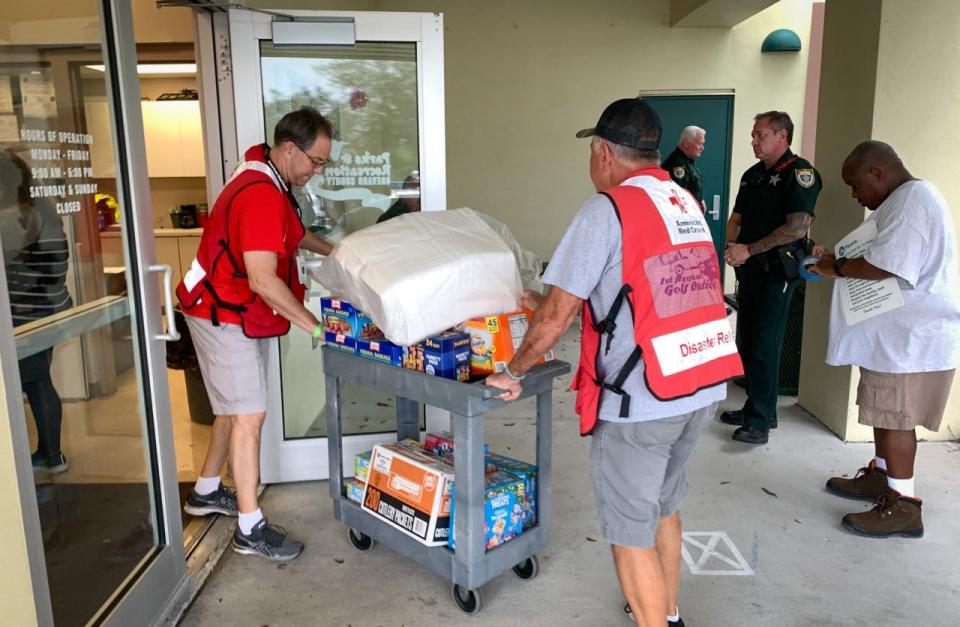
[836,220,904,325]
[0,76,13,114]
[20,72,57,119]
[0,115,18,142]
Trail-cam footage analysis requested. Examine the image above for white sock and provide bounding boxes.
[667,607,680,622]
[887,475,915,498]
[194,475,221,495]
[873,456,887,471]
[238,508,264,535]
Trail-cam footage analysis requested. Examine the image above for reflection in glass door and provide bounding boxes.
[225,9,447,482]
[261,41,422,444]
[0,0,183,624]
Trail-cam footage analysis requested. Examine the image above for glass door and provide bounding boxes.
[0,0,184,624]
[222,9,447,482]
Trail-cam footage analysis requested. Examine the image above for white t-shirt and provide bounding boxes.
[826,180,960,372]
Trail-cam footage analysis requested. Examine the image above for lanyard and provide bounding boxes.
[262,143,303,221]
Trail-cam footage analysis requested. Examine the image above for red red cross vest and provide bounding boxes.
[175,146,305,338]
[571,167,743,436]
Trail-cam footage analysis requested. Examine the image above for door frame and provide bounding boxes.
[0,0,187,623]
[213,9,449,483]
[640,91,735,286]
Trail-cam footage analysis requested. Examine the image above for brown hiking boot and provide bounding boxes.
[841,492,924,538]
[826,460,888,501]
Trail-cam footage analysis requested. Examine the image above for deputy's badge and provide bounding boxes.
[796,168,816,188]
[673,166,686,179]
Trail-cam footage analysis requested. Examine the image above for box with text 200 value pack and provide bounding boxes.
[361,443,454,546]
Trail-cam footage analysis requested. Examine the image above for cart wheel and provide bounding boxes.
[347,528,375,552]
[512,555,539,580]
[452,583,482,614]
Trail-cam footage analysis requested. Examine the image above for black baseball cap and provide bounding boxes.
[576,98,662,150]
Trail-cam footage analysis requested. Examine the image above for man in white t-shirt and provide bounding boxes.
[810,141,960,538]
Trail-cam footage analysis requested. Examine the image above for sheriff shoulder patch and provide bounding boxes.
[795,168,816,188]
[673,166,686,179]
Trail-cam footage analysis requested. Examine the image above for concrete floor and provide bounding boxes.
[181,332,960,626]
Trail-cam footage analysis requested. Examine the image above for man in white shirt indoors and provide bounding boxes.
[811,140,960,538]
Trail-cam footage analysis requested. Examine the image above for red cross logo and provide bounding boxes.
[669,191,691,214]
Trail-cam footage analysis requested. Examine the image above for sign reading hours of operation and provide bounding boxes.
[19,126,97,216]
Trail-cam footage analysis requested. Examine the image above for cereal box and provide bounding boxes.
[463,309,553,377]
[362,443,454,546]
[344,477,365,504]
[424,431,489,458]
[448,470,525,550]
[354,450,371,482]
[485,454,537,529]
[423,331,471,381]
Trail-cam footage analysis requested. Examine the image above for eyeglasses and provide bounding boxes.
[297,144,333,170]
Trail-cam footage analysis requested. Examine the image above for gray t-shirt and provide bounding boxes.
[543,193,726,422]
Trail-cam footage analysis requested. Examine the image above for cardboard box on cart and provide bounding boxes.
[464,309,553,376]
[362,443,454,546]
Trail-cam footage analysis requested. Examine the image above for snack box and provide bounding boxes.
[463,309,553,377]
[362,443,454,546]
[424,431,489,458]
[397,437,425,452]
[357,337,405,366]
[402,342,425,372]
[356,439,422,482]
[423,331,471,381]
[320,297,381,352]
[448,470,525,550]
[354,450,372,482]
[344,477,365,504]
[486,453,538,529]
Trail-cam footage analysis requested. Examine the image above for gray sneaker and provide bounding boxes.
[184,485,239,517]
[32,451,69,474]
[232,519,304,561]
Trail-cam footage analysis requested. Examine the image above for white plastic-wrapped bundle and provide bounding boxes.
[315,208,522,345]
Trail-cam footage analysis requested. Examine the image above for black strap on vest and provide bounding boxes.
[593,285,632,356]
[590,284,643,418]
[197,179,273,326]
[601,346,642,417]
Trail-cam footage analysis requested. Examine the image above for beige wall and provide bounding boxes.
[0,1,194,45]
[0,375,40,627]
[246,0,818,260]
[799,0,960,442]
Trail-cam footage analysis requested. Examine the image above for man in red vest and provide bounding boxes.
[177,107,334,561]
[488,98,738,627]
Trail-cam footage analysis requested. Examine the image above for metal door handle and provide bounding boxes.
[710,195,721,221]
[150,264,181,341]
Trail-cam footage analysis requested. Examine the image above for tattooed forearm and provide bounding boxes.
[747,212,812,256]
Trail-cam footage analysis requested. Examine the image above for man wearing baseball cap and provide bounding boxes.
[487,98,739,626]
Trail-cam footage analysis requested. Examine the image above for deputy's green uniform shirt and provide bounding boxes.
[662,147,703,206]
[732,149,822,245]
[731,148,822,433]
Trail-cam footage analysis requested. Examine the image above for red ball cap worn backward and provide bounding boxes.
[576,98,662,151]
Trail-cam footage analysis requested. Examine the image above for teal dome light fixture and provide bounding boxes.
[761,29,802,53]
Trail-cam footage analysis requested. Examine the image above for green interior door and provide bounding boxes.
[644,94,734,286]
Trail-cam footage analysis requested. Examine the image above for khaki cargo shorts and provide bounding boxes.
[857,368,955,432]
[185,315,268,416]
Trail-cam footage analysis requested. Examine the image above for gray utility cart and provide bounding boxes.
[322,346,570,615]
